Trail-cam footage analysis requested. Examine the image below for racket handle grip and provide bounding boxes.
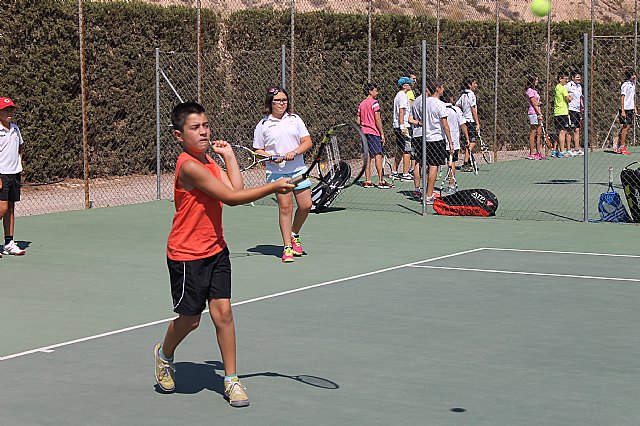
[269,155,284,161]
[290,174,306,185]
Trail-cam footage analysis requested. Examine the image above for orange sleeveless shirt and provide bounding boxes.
[166,152,226,261]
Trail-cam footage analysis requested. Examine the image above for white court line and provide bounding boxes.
[0,247,484,362]
[410,265,640,283]
[483,247,640,258]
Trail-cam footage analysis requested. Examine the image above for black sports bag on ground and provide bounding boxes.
[621,162,640,223]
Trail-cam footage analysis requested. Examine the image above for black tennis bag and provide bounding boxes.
[310,161,351,213]
[621,162,640,223]
[433,188,498,216]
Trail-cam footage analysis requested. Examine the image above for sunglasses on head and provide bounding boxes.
[268,87,280,95]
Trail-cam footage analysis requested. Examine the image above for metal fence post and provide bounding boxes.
[435,0,440,79]
[78,0,90,209]
[421,40,427,216]
[156,48,161,200]
[494,0,499,152]
[281,44,286,89]
[367,0,372,82]
[290,0,295,111]
[583,33,589,222]
[197,0,202,103]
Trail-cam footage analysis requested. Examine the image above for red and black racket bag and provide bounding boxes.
[433,189,498,216]
[621,162,640,223]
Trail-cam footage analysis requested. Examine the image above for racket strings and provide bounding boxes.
[319,135,342,181]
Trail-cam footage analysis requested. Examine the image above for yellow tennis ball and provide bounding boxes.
[530,0,551,17]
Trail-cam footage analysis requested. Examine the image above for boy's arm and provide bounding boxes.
[460,122,470,144]
[620,94,626,116]
[374,111,385,142]
[180,160,293,206]
[441,117,454,151]
[212,141,243,190]
[471,105,480,130]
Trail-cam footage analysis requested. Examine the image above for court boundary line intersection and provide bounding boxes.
[2,246,637,362]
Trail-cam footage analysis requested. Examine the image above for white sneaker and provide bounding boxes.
[400,173,413,181]
[3,241,25,256]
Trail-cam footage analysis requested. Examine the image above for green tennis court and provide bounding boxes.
[1,202,639,425]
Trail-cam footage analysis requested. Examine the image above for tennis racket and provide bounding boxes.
[382,147,394,180]
[214,144,282,172]
[290,123,369,189]
[540,121,553,150]
[441,153,458,193]
[477,133,493,164]
[468,145,478,175]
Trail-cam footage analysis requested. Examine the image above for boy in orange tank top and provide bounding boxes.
[155,102,294,407]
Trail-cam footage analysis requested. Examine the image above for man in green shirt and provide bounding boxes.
[553,72,573,157]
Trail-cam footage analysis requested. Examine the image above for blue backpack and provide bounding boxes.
[595,173,632,223]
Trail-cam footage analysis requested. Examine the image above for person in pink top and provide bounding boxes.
[525,75,545,160]
[356,82,392,189]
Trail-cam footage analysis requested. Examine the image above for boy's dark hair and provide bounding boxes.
[462,76,477,90]
[262,86,290,116]
[363,82,378,96]
[441,88,455,103]
[625,69,636,80]
[171,102,206,132]
[427,79,443,95]
[570,70,581,78]
[526,75,538,89]
[557,71,568,80]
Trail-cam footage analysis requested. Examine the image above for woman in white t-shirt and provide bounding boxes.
[525,75,544,160]
[253,86,313,263]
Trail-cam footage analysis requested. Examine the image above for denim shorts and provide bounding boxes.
[266,170,312,190]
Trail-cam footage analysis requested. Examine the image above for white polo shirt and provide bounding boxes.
[444,103,464,150]
[565,81,583,112]
[0,122,24,174]
[253,113,309,174]
[393,90,410,129]
[424,96,449,142]
[456,90,477,123]
[621,80,636,110]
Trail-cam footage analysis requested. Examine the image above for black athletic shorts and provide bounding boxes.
[167,246,232,316]
[465,122,478,142]
[425,140,448,167]
[394,128,413,153]
[554,115,570,131]
[568,110,582,129]
[619,109,635,126]
[0,173,21,202]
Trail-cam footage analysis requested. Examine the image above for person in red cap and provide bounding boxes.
[0,97,26,257]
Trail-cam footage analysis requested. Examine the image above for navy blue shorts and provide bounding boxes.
[365,134,383,156]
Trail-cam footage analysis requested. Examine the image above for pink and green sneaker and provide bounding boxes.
[291,235,303,256]
[282,245,295,263]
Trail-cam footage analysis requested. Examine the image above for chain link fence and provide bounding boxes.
[14,0,640,223]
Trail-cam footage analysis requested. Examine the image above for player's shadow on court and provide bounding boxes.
[155,361,225,395]
[239,371,340,390]
[154,361,339,394]
[15,240,32,250]
[246,244,284,258]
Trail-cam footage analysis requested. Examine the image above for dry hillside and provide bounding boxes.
[136,0,636,22]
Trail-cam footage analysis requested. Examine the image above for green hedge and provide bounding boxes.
[0,1,633,181]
